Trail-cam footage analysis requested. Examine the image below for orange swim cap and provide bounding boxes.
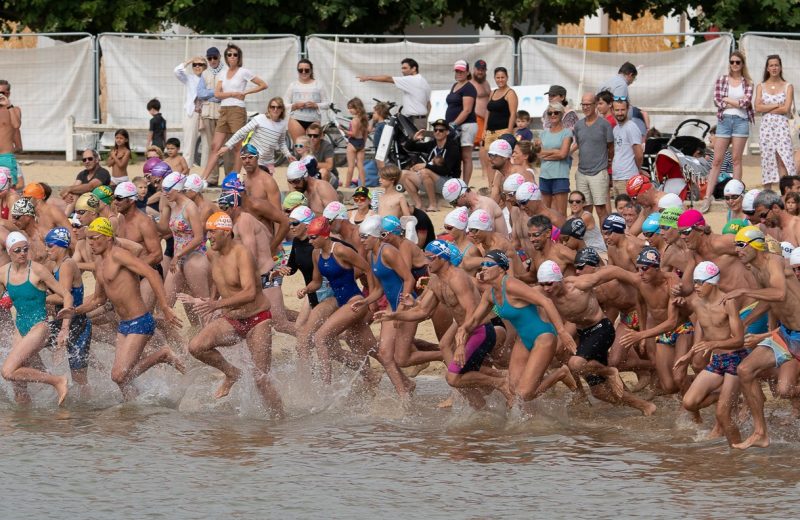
[206,211,233,231]
[22,183,45,200]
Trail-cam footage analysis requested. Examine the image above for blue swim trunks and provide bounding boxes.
[48,314,92,370]
[118,313,156,336]
[705,348,749,377]
[739,302,769,335]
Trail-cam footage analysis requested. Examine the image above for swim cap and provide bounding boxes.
[87,217,114,237]
[467,209,493,232]
[282,191,308,210]
[560,217,586,239]
[286,161,308,181]
[142,157,161,174]
[205,211,233,231]
[723,179,745,197]
[221,172,244,193]
[114,181,138,199]
[0,167,10,191]
[288,205,315,224]
[443,206,469,231]
[217,190,241,209]
[75,193,100,213]
[162,172,186,192]
[742,189,761,212]
[658,193,684,210]
[240,143,258,157]
[693,261,721,285]
[537,260,563,283]
[381,215,403,235]
[780,241,794,259]
[626,174,652,197]
[359,215,383,238]
[676,209,705,229]
[11,197,36,217]
[790,247,800,267]
[484,249,510,270]
[322,201,347,221]
[150,161,172,179]
[658,206,683,229]
[442,178,469,204]
[22,183,45,200]
[5,231,27,250]
[722,218,749,235]
[92,185,114,205]
[502,173,525,194]
[575,247,601,268]
[488,139,513,158]
[601,213,626,234]
[45,227,71,249]
[515,182,541,203]
[734,225,766,251]
[425,239,453,262]
[636,246,661,267]
[642,212,661,234]
[307,216,331,237]
[551,226,561,242]
[184,174,206,193]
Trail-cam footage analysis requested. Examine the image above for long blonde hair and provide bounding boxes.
[729,50,752,84]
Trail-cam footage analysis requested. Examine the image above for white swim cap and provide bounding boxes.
[723,179,745,197]
[515,182,542,203]
[443,207,469,231]
[322,201,347,220]
[359,215,383,237]
[5,231,27,250]
[287,161,308,181]
[790,247,800,267]
[658,192,684,210]
[467,209,493,232]
[488,139,513,158]
[537,260,563,283]
[780,241,795,259]
[162,172,186,192]
[0,167,10,192]
[442,178,469,204]
[114,181,138,199]
[693,261,721,285]
[184,173,207,193]
[502,173,526,194]
[289,205,315,224]
[742,189,761,212]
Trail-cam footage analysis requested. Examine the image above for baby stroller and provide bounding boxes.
[650,119,712,203]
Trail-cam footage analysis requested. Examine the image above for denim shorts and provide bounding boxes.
[716,114,750,138]
[539,177,571,195]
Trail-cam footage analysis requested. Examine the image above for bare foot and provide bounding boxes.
[437,394,454,409]
[162,348,186,374]
[559,366,578,391]
[402,362,429,378]
[215,369,241,399]
[55,376,69,406]
[498,379,516,408]
[425,206,439,212]
[641,401,657,416]
[733,432,770,450]
[607,367,624,399]
[630,371,652,393]
[707,421,724,439]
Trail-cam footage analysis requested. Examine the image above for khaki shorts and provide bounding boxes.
[611,180,630,200]
[482,129,503,148]
[576,171,610,206]
[459,122,478,148]
[217,106,247,134]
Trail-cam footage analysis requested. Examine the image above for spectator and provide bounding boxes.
[573,92,613,222]
[510,140,537,183]
[596,90,616,128]
[610,97,643,198]
[401,118,461,212]
[164,137,190,174]
[538,103,573,215]
[755,54,795,192]
[196,46,226,185]
[173,56,205,166]
[62,149,111,198]
[542,85,578,130]
[598,62,638,101]
[219,96,293,175]
[370,102,390,168]
[357,58,431,130]
[343,97,369,188]
[106,129,131,185]
[305,122,337,185]
[284,59,329,143]
[785,191,800,216]
[147,98,166,150]
[514,110,533,141]
[472,59,492,179]
[481,67,518,185]
[779,175,800,195]
[0,79,23,189]
[445,60,478,185]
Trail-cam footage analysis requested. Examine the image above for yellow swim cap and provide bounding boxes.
[734,225,766,251]
[87,217,114,237]
[75,193,101,213]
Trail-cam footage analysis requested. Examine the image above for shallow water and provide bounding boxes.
[2,342,800,519]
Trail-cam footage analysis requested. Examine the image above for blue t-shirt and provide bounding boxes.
[515,128,533,141]
[539,128,573,180]
[445,82,477,124]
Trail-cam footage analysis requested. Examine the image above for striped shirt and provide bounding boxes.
[225,115,291,166]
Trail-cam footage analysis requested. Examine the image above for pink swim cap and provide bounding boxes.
[677,209,705,229]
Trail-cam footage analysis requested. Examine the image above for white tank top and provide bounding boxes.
[723,81,748,119]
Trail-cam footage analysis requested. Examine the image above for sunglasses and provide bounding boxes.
[82,157,94,162]
[759,211,770,220]
[226,52,239,57]
[730,60,742,65]
[192,63,205,68]
[289,221,303,227]
[308,234,319,240]
[568,199,584,204]
[269,105,282,110]
[307,134,320,139]
[433,128,448,133]
[352,195,367,202]
[480,261,498,269]
[297,68,311,73]
[546,111,561,116]
[723,195,741,201]
[11,246,28,254]
[636,265,652,272]
[206,56,219,60]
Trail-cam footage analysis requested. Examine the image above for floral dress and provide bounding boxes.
[759,87,796,184]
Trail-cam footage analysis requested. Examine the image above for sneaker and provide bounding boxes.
[698,196,712,214]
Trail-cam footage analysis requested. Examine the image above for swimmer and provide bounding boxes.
[602,213,645,272]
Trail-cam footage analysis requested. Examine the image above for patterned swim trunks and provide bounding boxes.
[619,310,640,331]
[705,348,750,376]
[657,320,694,347]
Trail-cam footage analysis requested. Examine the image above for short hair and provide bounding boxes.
[755,189,784,210]
[40,182,53,200]
[612,98,630,108]
[146,98,161,111]
[379,164,401,183]
[374,102,391,119]
[614,194,632,206]
[516,110,530,120]
[132,176,147,186]
[0,79,9,90]
[307,122,322,133]
[619,62,638,76]
[82,148,100,160]
[779,175,800,195]
[596,90,614,105]
[165,137,181,148]
[528,214,551,230]
[401,58,419,72]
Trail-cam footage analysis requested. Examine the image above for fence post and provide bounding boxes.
[65,116,75,162]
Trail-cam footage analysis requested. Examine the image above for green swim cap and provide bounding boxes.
[658,206,683,229]
[722,218,749,235]
[282,191,308,210]
[92,185,114,205]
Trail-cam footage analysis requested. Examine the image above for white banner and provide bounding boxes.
[0,36,95,151]
[306,36,515,113]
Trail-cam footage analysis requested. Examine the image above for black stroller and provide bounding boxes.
[645,119,712,203]
[373,98,423,170]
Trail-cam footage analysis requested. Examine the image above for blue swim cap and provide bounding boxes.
[446,241,463,266]
[425,240,452,261]
[643,212,661,234]
[45,227,71,249]
[381,215,403,235]
[217,190,241,209]
[221,172,244,192]
[240,143,258,157]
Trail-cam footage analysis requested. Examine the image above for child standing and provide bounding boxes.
[514,110,533,141]
[370,102,390,169]
[164,137,190,174]
[106,129,131,185]
[343,97,368,187]
[375,165,411,218]
[147,98,167,149]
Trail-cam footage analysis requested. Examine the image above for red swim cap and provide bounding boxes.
[626,174,652,197]
[307,216,331,237]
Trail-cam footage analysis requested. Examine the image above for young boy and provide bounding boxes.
[514,110,533,141]
[147,98,167,150]
[376,164,411,218]
[132,176,160,218]
[164,137,190,174]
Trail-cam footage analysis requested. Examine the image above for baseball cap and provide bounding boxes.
[453,60,468,72]
[537,260,564,283]
[488,139,513,159]
[467,209,493,232]
[442,178,469,204]
[474,59,487,70]
[432,118,449,129]
[206,47,221,58]
[22,183,45,200]
[545,85,567,97]
[353,186,370,199]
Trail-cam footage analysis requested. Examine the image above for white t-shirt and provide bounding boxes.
[723,82,748,119]
[393,74,431,117]
[220,67,255,108]
[612,120,642,180]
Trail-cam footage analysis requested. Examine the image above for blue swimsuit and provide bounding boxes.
[490,275,555,351]
[318,242,363,306]
[371,245,405,312]
[51,266,92,370]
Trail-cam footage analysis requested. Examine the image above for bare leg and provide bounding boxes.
[201,131,229,180]
[591,383,657,416]
[552,192,567,216]
[246,319,284,417]
[287,118,306,142]
[1,324,68,405]
[508,334,567,400]
[733,347,775,449]
[315,299,375,384]
[344,143,356,186]
[377,323,413,397]
[461,145,473,185]
[653,342,679,395]
[400,171,424,208]
[187,319,242,398]
[265,287,296,336]
[716,374,742,446]
[112,332,184,400]
[420,171,440,211]
[394,321,442,367]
